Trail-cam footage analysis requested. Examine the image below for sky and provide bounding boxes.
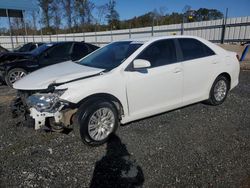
[92,0,250,19]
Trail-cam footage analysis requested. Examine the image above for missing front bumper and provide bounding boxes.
[29,107,77,130]
[29,107,63,130]
[11,97,77,130]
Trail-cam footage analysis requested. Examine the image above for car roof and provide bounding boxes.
[44,41,95,45]
[118,35,226,55]
[120,35,206,43]
[24,42,44,45]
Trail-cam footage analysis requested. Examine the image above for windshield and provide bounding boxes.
[30,43,54,56]
[78,41,143,70]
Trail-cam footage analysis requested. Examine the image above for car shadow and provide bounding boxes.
[89,134,144,188]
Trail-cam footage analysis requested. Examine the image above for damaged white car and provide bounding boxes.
[12,36,240,146]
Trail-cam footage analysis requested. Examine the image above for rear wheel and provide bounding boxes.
[5,68,27,87]
[206,75,229,105]
[74,100,119,146]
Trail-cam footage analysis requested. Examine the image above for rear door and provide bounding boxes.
[177,38,217,104]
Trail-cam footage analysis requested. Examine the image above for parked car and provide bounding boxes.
[0,42,45,64]
[12,36,240,146]
[0,41,99,86]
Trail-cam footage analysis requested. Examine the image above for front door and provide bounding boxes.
[125,39,183,119]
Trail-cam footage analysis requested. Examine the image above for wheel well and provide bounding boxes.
[218,72,231,88]
[76,93,124,118]
[7,67,27,74]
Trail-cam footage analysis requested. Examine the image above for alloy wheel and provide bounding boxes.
[213,80,227,102]
[8,71,27,84]
[88,107,115,141]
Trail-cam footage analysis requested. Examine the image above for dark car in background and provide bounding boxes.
[0,41,99,87]
[0,42,45,65]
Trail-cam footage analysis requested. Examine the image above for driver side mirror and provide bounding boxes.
[133,59,151,69]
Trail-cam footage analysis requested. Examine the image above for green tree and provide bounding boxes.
[38,0,53,29]
[74,0,95,26]
[106,0,120,29]
[194,8,223,21]
[51,0,61,30]
[61,0,73,30]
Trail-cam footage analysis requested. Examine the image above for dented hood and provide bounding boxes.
[0,52,32,64]
[13,61,104,90]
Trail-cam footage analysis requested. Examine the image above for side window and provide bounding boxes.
[86,43,99,51]
[19,43,31,52]
[30,44,37,51]
[178,38,215,61]
[47,43,72,58]
[137,39,177,68]
[72,43,89,60]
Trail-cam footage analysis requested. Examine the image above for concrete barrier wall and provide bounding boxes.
[0,16,250,50]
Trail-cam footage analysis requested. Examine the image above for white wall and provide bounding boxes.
[1,16,250,49]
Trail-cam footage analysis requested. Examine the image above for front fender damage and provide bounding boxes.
[11,97,77,130]
[30,107,77,130]
[30,106,63,130]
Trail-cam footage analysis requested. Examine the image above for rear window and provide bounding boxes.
[86,43,99,51]
[48,43,72,58]
[73,43,89,58]
[178,38,215,61]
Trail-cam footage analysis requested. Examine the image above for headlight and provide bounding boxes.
[27,89,67,112]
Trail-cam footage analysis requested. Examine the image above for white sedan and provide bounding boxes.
[13,36,240,146]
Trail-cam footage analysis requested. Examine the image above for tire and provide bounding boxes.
[74,100,119,146]
[5,68,27,87]
[206,75,229,106]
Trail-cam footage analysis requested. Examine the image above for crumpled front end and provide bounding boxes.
[12,89,77,130]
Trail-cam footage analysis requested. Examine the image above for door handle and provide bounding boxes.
[173,67,182,73]
[212,61,219,64]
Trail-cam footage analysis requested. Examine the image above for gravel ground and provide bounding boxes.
[0,71,250,187]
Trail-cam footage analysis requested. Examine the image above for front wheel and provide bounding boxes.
[5,68,27,87]
[74,100,119,146]
[206,75,229,105]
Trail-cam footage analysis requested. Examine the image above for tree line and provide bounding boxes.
[0,0,224,36]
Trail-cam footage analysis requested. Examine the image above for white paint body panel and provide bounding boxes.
[13,36,240,124]
[13,61,104,90]
[125,63,183,121]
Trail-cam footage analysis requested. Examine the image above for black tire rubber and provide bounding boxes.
[206,75,229,106]
[5,68,27,87]
[74,99,119,146]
